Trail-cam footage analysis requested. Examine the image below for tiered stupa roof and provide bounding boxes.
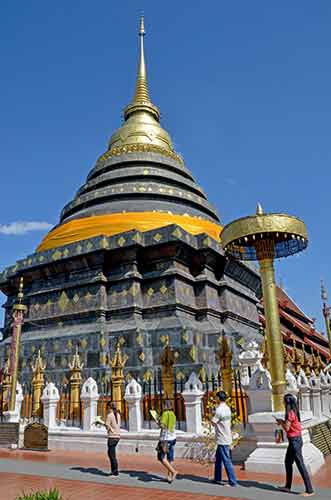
[38,17,221,252]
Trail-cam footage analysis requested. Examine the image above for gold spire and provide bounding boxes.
[133,16,149,102]
[124,15,160,121]
[32,349,46,374]
[69,345,84,371]
[108,16,174,153]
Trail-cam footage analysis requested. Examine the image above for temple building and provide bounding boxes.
[260,285,330,371]
[0,19,261,384]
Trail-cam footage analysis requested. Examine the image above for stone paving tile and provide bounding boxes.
[1,449,330,488]
[0,449,330,499]
[0,472,240,500]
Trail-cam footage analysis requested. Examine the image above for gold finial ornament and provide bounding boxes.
[321,280,331,354]
[292,339,303,374]
[216,333,233,396]
[31,350,46,416]
[221,206,308,411]
[160,341,175,398]
[108,16,174,154]
[111,343,128,412]
[69,346,84,420]
[256,203,264,216]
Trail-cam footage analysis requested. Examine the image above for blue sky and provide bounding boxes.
[0,1,330,332]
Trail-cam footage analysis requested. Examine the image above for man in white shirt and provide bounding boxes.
[211,390,238,487]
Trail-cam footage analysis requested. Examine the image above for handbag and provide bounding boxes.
[275,429,284,443]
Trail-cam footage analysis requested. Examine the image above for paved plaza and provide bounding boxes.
[0,449,330,500]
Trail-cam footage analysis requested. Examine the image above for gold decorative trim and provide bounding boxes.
[98,143,183,165]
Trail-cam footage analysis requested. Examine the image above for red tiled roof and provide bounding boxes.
[259,285,331,361]
[276,286,312,321]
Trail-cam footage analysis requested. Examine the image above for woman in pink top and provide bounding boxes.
[276,393,314,496]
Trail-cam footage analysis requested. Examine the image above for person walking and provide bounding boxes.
[211,390,238,487]
[105,401,121,477]
[157,400,178,482]
[276,393,314,496]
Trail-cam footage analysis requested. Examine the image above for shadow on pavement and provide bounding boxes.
[70,466,109,477]
[69,467,293,495]
[180,475,289,494]
[238,480,287,493]
[120,470,167,483]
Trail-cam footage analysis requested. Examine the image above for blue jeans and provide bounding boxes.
[285,436,313,493]
[157,439,176,463]
[214,445,237,486]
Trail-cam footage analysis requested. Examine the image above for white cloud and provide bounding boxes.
[0,221,52,235]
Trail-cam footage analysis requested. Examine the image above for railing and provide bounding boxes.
[200,370,247,427]
[98,380,129,429]
[142,371,186,430]
[57,385,83,428]
[1,369,247,430]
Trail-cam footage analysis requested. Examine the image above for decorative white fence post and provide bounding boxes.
[297,369,311,414]
[238,340,263,388]
[182,372,204,435]
[246,361,272,413]
[41,382,60,429]
[124,378,143,432]
[3,382,23,423]
[310,371,322,419]
[285,368,299,399]
[320,371,330,417]
[80,377,99,431]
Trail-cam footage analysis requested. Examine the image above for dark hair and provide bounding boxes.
[216,390,227,402]
[107,401,120,423]
[284,393,301,422]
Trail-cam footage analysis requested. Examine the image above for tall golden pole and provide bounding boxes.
[9,277,27,412]
[257,250,286,410]
[321,281,331,355]
[221,204,308,412]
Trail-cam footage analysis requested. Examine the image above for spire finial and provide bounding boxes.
[17,277,24,304]
[124,16,160,121]
[321,279,327,303]
[139,15,145,35]
[256,203,264,216]
[134,15,149,103]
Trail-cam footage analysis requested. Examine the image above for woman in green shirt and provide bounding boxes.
[157,400,178,482]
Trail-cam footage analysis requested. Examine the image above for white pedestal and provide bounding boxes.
[2,410,20,423]
[41,382,60,429]
[321,387,330,417]
[81,378,99,432]
[311,388,322,419]
[182,390,204,435]
[244,412,324,476]
[124,378,143,433]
